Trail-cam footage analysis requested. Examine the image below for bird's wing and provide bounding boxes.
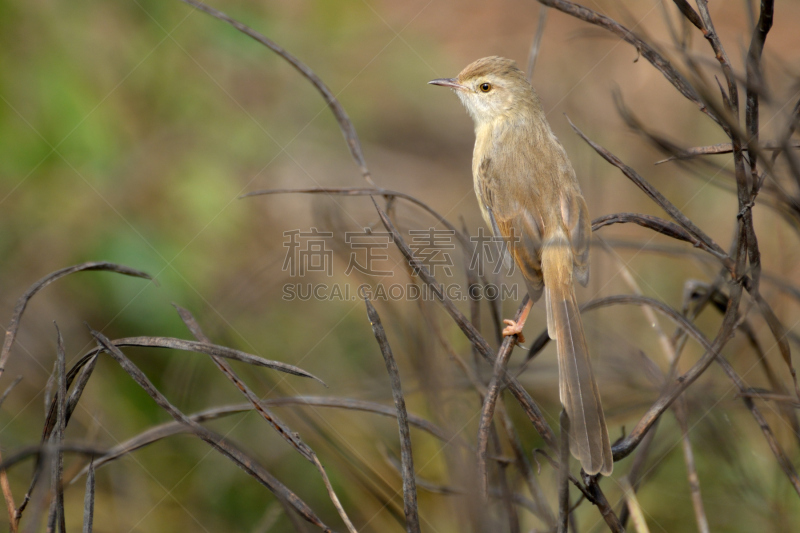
[476,155,545,303]
[559,191,591,286]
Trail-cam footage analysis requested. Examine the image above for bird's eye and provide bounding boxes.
[479,82,492,93]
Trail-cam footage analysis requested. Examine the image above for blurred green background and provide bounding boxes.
[1,0,800,531]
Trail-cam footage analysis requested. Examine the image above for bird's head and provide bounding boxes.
[429,56,539,126]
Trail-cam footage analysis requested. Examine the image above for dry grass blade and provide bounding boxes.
[737,390,800,407]
[69,405,250,478]
[617,422,659,528]
[45,325,67,533]
[262,397,456,445]
[42,333,325,443]
[0,445,106,474]
[81,461,94,533]
[72,397,459,481]
[179,0,373,185]
[172,306,315,462]
[717,356,800,495]
[619,478,650,533]
[492,431,520,533]
[693,290,800,495]
[81,337,324,384]
[88,328,337,532]
[675,400,709,533]
[381,450,461,496]
[421,283,555,526]
[364,299,420,533]
[171,306,355,533]
[65,356,98,426]
[476,296,529,497]
[371,196,559,450]
[671,0,703,30]
[497,406,556,526]
[0,262,152,380]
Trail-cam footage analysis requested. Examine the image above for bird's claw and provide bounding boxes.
[502,319,525,343]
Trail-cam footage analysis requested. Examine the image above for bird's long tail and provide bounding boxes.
[543,239,613,476]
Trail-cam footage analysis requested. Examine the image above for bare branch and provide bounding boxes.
[654,140,800,165]
[476,297,530,497]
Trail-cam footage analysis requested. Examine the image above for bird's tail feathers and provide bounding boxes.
[543,242,613,476]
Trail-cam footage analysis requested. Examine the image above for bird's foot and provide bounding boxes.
[502,319,525,344]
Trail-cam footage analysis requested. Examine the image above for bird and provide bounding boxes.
[429,56,612,476]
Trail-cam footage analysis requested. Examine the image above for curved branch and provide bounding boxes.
[179,0,372,185]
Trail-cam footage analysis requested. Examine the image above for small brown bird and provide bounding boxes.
[430,56,612,475]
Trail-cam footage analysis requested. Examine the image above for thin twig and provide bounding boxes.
[476,296,529,497]
[583,474,625,533]
[0,376,21,532]
[655,139,800,164]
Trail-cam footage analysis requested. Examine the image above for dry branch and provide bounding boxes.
[476,296,530,497]
[654,140,800,165]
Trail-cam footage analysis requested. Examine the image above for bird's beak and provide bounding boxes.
[428,78,467,90]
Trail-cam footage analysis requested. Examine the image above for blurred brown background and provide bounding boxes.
[1,0,799,531]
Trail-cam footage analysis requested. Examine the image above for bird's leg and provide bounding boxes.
[502,299,533,343]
